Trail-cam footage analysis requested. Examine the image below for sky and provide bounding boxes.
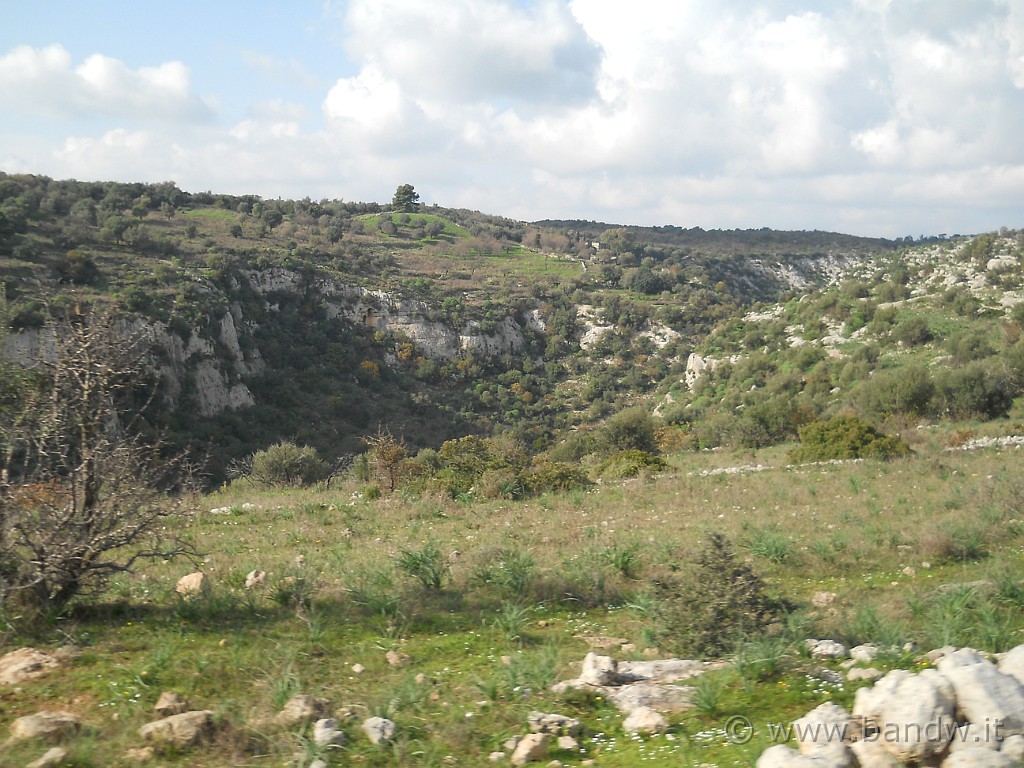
[1,0,1023,239]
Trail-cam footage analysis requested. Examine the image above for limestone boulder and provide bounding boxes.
[0,648,61,686]
[138,710,214,749]
[313,718,347,747]
[10,711,81,742]
[937,653,1024,736]
[510,733,550,766]
[153,691,189,717]
[276,694,331,726]
[579,653,618,686]
[852,669,956,762]
[362,716,396,744]
[622,706,668,734]
[527,712,582,737]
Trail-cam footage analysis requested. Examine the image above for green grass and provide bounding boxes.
[3,438,1024,766]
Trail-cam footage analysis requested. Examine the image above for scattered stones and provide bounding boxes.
[351,663,366,674]
[124,746,155,762]
[806,639,849,660]
[26,747,68,768]
[10,711,81,742]
[489,752,506,762]
[503,736,521,751]
[761,643,1024,767]
[362,716,396,744]
[386,650,411,667]
[276,694,332,726]
[510,733,550,766]
[527,711,582,737]
[313,718,347,747]
[153,691,189,717]
[174,571,207,598]
[138,710,214,749]
[244,569,266,589]
[812,591,838,609]
[552,653,722,714]
[622,706,668,734]
[0,647,61,686]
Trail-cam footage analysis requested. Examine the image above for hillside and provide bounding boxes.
[1,173,919,478]
[3,174,1024,767]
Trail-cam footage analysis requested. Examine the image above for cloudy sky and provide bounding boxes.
[2,0,1023,238]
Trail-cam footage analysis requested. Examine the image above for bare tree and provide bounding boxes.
[0,305,196,611]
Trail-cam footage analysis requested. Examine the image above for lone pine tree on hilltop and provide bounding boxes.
[392,184,420,213]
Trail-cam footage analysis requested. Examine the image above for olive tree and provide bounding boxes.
[0,306,196,612]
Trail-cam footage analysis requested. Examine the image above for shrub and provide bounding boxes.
[890,316,933,346]
[656,533,786,657]
[856,364,934,418]
[788,414,910,463]
[596,450,667,479]
[522,460,591,495]
[600,406,658,454]
[249,441,329,487]
[932,361,1018,420]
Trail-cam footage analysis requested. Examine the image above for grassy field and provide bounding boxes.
[3,422,1024,767]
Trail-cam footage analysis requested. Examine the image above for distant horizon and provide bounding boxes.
[5,2,1024,240]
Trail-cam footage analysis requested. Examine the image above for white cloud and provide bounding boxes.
[0,44,212,122]
[342,0,600,106]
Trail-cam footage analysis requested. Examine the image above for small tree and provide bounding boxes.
[364,428,408,492]
[0,306,196,612]
[392,184,420,213]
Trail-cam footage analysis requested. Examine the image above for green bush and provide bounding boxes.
[656,533,787,657]
[249,440,329,487]
[522,459,591,495]
[788,414,910,463]
[856,364,934,418]
[597,450,668,479]
[600,406,658,454]
[932,362,1018,420]
[890,316,933,346]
